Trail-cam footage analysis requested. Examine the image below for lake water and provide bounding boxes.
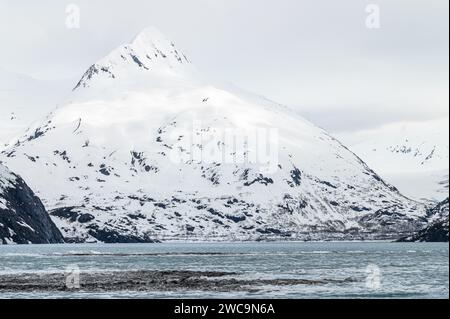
[0,242,448,299]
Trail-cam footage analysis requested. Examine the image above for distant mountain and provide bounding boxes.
[0,67,72,147]
[398,198,448,242]
[0,27,428,243]
[0,163,64,244]
[337,119,449,202]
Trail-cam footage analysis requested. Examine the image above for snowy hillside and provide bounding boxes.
[0,27,428,243]
[0,67,72,147]
[337,119,449,202]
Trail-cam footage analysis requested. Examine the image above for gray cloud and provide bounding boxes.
[0,0,448,132]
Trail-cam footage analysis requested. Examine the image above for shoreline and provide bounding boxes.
[0,270,360,294]
[0,239,400,247]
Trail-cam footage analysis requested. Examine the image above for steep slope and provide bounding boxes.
[337,119,449,202]
[0,67,72,147]
[398,198,448,242]
[0,163,64,244]
[0,27,427,243]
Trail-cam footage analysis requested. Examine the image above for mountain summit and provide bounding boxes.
[131,26,189,61]
[1,28,428,243]
[74,27,191,90]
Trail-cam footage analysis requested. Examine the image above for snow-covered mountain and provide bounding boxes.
[0,27,428,243]
[0,163,64,244]
[337,119,449,202]
[0,67,72,147]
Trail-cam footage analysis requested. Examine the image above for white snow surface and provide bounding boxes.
[0,67,72,147]
[0,163,14,191]
[0,27,428,242]
[337,118,449,202]
[0,164,16,210]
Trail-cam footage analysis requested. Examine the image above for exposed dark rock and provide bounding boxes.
[50,207,94,227]
[207,208,224,218]
[256,228,283,235]
[154,202,167,209]
[244,174,274,187]
[0,164,64,244]
[225,214,246,223]
[73,64,115,90]
[350,205,370,212]
[127,213,145,220]
[318,180,337,189]
[359,204,424,235]
[130,54,146,68]
[78,213,95,224]
[27,127,45,141]
[0,270,359,293]
[290,167,302,186]
[50,206,80,222]
[86,224,159,243]
[99,168,110,176]
[329,201,339,207]
[398,198,449,242]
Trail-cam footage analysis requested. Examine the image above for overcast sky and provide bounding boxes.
[0,0,448,133]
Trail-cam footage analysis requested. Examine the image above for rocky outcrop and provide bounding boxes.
[0,164,64,244]
[398,198,449,242]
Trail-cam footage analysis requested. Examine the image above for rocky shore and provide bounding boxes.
[0,270,359,293]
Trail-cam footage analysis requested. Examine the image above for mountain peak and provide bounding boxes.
[74,27,191,90]
[128,26,190,66]
[131,26,170,48]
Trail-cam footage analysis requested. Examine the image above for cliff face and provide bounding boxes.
[0,164,64,244]
[398,198,449,242]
